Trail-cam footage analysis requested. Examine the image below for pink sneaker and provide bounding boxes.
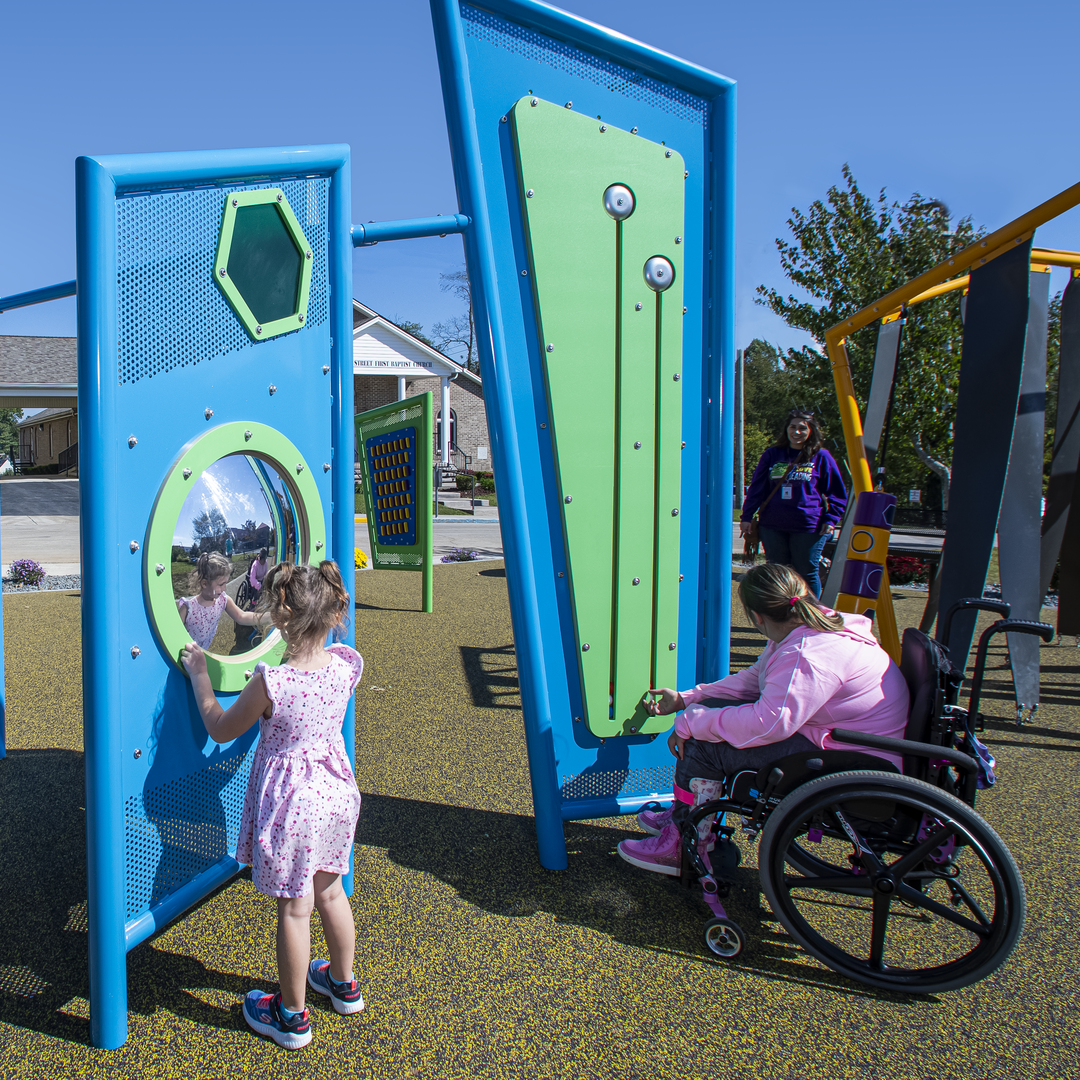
[637,805,674,836]
[617,823,683,876]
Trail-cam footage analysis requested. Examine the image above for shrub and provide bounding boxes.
[886,554,931,585]
[9,558,46,587]
[455,473,474,493]
[478,477,495,493]
[441,547,480,562]
[355,548,369,570]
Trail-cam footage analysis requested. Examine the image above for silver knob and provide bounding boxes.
[643,256,675,292]
[603,184,635,221]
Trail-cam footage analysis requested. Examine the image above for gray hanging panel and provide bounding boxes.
[1041,273,1080,609]
[937,240,1032,668]
[998,270,1050,712]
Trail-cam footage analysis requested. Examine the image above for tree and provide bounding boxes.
[393,319,434,348]
[191,508,228,546]
[0,408,23,460]
[432,268,478,373]
[740,338,797,484]
[756,165,991,505]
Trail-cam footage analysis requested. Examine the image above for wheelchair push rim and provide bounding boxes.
[758,771,1026,994]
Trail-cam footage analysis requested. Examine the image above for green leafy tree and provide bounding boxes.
[0,408,23,461]
[191,508,228,547]
[756,165,991,506]
[393,320,435,347]
[740,338,796,484]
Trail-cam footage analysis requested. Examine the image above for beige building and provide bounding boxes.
[18,406,78,472]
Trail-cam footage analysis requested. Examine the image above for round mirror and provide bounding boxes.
[171,454,301,658]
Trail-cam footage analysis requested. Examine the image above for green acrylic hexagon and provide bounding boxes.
[144,421,327,693]
[213,188,313,341]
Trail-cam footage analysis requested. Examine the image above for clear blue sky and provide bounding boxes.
[4,0,1079,354]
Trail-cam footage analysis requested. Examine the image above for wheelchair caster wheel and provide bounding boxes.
[704,917,745,959]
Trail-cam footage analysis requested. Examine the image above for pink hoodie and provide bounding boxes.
[675,612,909,770]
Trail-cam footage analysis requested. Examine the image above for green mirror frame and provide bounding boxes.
[144,421,327,692]
[213,188,313,341]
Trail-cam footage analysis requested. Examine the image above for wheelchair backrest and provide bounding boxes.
[899,628,950,776]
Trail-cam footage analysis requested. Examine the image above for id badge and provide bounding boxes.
[781,484,793,500]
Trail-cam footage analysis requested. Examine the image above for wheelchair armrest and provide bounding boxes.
[830,727,978,776]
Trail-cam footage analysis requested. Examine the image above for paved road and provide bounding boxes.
[0,478,80,515]
[356,519,504,563]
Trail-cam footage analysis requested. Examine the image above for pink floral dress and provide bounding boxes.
[179,593,228,650]
[236,644,364,898]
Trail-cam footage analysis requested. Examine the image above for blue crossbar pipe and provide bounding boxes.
[351,213,471,246]
[0,279,76,314]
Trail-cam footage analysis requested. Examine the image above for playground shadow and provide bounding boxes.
[459,642,521,710]
[355,792,912,1002]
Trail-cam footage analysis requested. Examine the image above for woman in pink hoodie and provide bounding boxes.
[618,563,909,876]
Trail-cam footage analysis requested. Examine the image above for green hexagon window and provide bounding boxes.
[214,188,312,340]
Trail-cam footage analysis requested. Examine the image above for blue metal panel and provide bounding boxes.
[78,144,351,1048]
[429,0,734,869]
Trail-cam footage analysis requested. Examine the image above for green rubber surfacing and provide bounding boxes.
[512,97,684,737]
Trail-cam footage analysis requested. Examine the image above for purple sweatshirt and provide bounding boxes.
[674,612,909,770]
[742,446,847,533]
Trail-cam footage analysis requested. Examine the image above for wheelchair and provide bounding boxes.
[234,560,258,611]
[668,597,1052,994]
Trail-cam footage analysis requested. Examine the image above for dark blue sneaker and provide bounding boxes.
[307,959,365,1014]
[242,990,313,1049]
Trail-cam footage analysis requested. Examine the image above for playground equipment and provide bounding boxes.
[354,392,434,611]
[833,490,897,616]
[822,183,1080,726]
[673,597,1051,992]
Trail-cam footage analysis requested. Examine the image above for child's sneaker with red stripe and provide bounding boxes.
[242,990,312,1049]
[307,959,365,1015]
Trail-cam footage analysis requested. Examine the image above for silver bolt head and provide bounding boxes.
[634,441,642,449]
[683,306,688,314]
[256,326,263,335]
[183,468,192,479]
[131,646,141,658]
[245,670,253,680]
[673,373,681,381]
[128,435,138,448]
[219,267,227,277]
[635,302,643,311]
[322,365,330,374]
[671,508,679,517]
[558,571,564,577]
[316,540,323,549]
[520,269,528,276]
[130,540,139,553]
[643,256,675,292]
[531,98,539,106]
[665,150,672,158]
[603,183,635,221]
[630,727,638,734]
[204,408,213,419]
[244,430,252,441]
[599,124,607,132]
[565,101,572,108]
[582,643,590,651]
[268,385,277,395]
[669,642,677,650]
[526,189,534,198]
[298,314,304,322]
[674,236,682,244]
[306,250,312,259]
[296,463,304,473]
[156,563,165,575]
[631,126,638,134]
[564,495,573,503]
[632,577,640,585]
[323,462,331,472]
[232,198,238,206]
[134,748,142,758]
[500,115,508,123]
[540,422,547,429]
[546,343,554,352]
[276,193,283,201]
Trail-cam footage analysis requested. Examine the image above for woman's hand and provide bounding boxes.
[181,641,207,677]
[644,688,685,716]
[667,729,687,760]
[739,521,753,538]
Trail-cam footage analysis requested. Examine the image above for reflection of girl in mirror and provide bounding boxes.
[177,552,267,650]
[249,548,269,597]
[182,561,364,1050]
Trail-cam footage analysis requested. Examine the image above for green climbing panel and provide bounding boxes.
[512,97,684,738]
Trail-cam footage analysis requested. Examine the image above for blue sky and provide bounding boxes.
[4,0,1080,355]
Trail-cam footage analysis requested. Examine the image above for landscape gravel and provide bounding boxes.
[2,574,81,594]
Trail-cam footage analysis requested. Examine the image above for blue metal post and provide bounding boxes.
[351,214,470,245]
[0,279,76,314]
[77,154,128,1051]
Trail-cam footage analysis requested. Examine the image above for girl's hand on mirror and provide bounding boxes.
[181,641,207,677]
[644,688,684,716]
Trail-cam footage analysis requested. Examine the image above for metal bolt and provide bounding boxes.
[603,184,635,221]
[245,670,253,680]
[501,115,508,123]
[156,563,165,575]
[232,198,238,207]
[526,189,534,198]
[521,269,528,277]
[204,408,213,419]
[316,540,323,550]
[565,495,573,503]
[256,326,263,335]
[531,98,539,106]
[244,430,253,441]
[668,642,677,650]
[131,646,141,659]
[643,256,675,292]
[183,468,192,480]
[631,126,638,134]
[681,441,686,448]
[673,373,681,381]
[635,302,643,311]
[574,716,581,723]
[671,508,679,516]
[130,540,139,553]
[683,306,688,314]
[684,170,689,179]
[674,236,682,244]
[665,150,672,158]
[565,101,573,108]
[540,422,547,429]
[582,643,590,651]
[276,193,283,201]
[632,577,640,585]
[634,441,642,449]
[134,748,142,759]
[128,435,138,448]
[296,463,304,474]
[558,571,564,577]
[679,574,684,581]
[219,268,227,277]
[298,314,305,323]
[323,462,331,472]
[546,343,554,352]
[323,365,330,374]
[599,124,607,132]
[268,385,277,395]
[630,727,638,734]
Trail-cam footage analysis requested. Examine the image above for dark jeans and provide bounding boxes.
[757,526,829,596]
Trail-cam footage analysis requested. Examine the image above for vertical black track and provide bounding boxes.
[650,289,663,688]
[609,219,623,709]
[937,240,1033,665]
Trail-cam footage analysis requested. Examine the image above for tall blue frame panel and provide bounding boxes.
[430,0,735,869]
[76,145,352,1049]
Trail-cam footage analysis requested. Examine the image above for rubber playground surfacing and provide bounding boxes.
[0,563,1077,1079]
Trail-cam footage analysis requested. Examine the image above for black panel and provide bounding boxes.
[227,204,303,324]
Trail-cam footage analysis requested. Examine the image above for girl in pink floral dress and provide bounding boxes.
[177,552,266,650]
[182,560,364,1050]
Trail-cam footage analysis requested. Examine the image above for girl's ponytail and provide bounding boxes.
[257,560,352,654]
[739,563,844,633]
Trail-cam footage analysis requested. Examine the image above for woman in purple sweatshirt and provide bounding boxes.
[740,409,847,596]
[617,563,909,877]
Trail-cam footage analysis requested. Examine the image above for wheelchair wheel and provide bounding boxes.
[704,917,745,959]
[758,771,1025,994]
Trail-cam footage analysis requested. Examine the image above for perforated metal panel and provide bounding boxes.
[560,763,674,801]
[461,4,709,127]
[115,178,329,384]
[123,746,254,919]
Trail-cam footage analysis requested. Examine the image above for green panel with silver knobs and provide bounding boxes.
[512,97,684,738]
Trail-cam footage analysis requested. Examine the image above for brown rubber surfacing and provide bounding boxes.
[0,570,1077,1078]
